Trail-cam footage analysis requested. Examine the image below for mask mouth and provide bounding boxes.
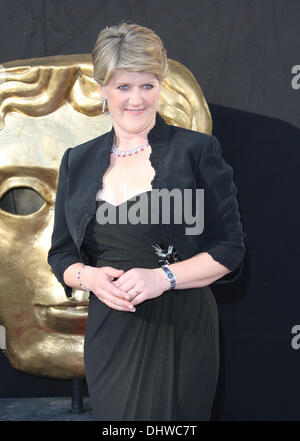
[33,301,88,335]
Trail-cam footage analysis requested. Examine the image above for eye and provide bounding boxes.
[143,84,154,89]
[118,84,128,90]
[0,187,45,215]
[0,176,55,216]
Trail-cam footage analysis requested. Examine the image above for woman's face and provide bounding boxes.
[98,70,162,136]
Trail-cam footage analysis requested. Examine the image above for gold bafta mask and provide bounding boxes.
[0,54,212,379]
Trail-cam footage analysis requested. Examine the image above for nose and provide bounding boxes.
[128,87,143,107]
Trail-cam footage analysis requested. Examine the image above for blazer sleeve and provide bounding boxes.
[197,134,247,284]
[47,148,83,297]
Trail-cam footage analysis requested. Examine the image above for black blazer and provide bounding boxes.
[47,112,246,297]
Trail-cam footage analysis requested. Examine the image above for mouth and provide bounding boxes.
[125,109,145,115]
[33,300,88,335]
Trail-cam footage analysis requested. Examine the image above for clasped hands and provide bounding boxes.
[88,266,170,312]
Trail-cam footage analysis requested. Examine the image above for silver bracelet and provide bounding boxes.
[161,265,176,289]
[77,265,90,291]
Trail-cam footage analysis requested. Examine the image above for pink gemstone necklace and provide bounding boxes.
[111,138,149,157]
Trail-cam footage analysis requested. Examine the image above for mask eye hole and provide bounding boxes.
[0,187,45,215]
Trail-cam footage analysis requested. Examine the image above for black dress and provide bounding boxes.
[82,190,220,421]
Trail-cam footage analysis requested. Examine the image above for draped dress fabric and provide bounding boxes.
[82,189,220,421]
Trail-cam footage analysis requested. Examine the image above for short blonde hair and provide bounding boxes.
[92,22,169,85]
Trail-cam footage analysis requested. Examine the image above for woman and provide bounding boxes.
[48,22,246,421]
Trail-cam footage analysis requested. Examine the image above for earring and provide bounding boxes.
[102,98,107,114]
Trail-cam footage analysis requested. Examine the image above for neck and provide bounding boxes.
[111,113,156,148]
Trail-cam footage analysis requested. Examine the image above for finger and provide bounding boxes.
[102,280,129,299]
[130,292,147,307]
[104,299,135,312]
[114,269,137,287]
[112,281,131,300]
[99,289,135,310]
[117,280,137,296]
[114,274,131,288]
[126,286,144,302]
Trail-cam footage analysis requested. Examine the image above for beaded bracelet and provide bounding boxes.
[77,265,90,291]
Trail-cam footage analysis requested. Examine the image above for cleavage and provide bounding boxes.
[97,148,155,207]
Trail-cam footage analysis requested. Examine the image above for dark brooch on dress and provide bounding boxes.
[152,243,181,265]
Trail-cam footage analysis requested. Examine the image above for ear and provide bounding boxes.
[97,83,106,100]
